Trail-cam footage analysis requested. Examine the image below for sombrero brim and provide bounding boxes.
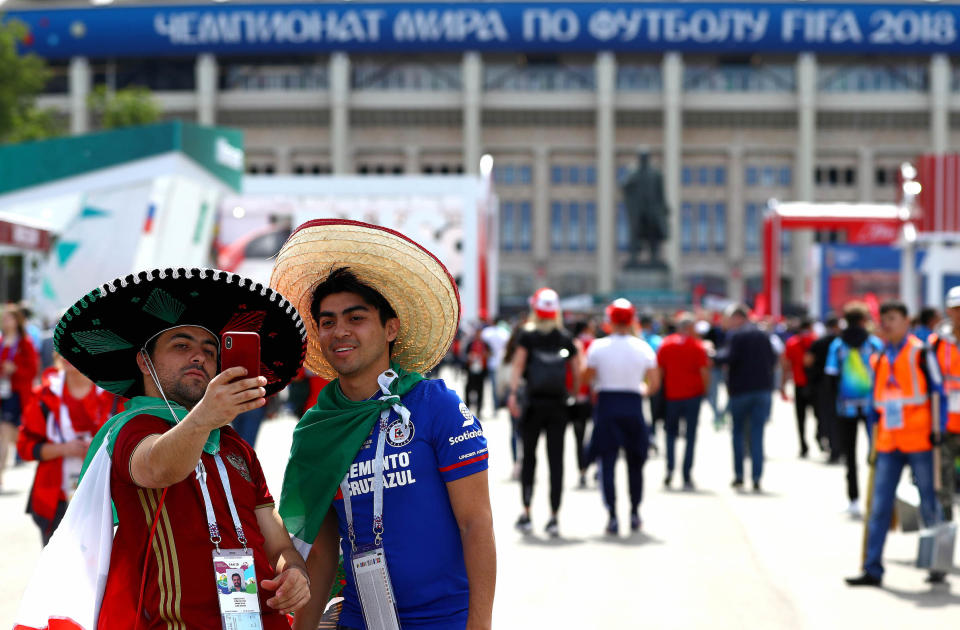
[269,219,460,380]
[54,268,307,397]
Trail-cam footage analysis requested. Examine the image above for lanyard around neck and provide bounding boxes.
[196,454,247,551]
[339,369,412,552]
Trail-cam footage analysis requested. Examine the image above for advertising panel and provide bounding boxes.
[6,3,960,59]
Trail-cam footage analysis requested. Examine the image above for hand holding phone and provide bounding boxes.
[221,332,261,382]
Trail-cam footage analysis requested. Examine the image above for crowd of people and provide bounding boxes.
[453,286,960,589]
[5,224,960,628]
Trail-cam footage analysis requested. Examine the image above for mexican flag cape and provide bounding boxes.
[13,398,211,630]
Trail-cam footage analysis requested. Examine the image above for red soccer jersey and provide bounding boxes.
[98,416,289,630]
[656,333,709,401]
[784,332,815,387]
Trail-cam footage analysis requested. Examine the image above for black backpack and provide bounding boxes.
[526,347,569,397]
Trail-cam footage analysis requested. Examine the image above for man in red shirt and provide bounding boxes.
[657,313,709,490]
[17,268,311,630]
[783,317,816,458]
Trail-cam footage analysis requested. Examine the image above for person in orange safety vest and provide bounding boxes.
[929,285,960,520]
[846,300,948,588]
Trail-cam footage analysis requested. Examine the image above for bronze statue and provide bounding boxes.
[621,150,670,268]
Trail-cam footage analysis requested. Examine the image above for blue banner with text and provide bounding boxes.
[6,2,960,59]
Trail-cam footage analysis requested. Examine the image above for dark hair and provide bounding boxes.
[843,304,868,328]
[798,317,813,330]
[311,267,398,325]
[919,306,940,327]
[310,268,399,354]
[879,300,908,318]
[824,315,840,329]
[1,303,26,337]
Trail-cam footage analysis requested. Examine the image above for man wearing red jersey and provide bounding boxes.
[783,318,816,458]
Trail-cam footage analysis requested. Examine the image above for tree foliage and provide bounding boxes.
[89,85,161,130]
[0,18,56,144]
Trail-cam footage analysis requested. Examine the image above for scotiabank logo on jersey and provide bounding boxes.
[449,427,484,446]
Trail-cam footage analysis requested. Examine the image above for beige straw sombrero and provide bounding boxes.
[269,219,461,380]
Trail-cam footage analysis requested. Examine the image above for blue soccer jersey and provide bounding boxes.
[333,379,489,630]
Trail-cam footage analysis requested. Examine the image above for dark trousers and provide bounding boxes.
[520,399,567,513]
[232,406,266,449]
[729,391,771,483]
[594,392,648,516]
[32,499,68,547]
[812,381,838,456]
[569,401,592,473]
[465,370,487,414]
[794,384,813,453]
[664,396,702,482]
[836,414,866,501]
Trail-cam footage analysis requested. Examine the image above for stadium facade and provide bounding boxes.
[7,1,960,310]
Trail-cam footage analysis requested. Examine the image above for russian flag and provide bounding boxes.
[143,203,157,234]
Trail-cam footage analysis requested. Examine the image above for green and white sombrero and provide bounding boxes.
[270,219,461,380]
[53,267,307,397]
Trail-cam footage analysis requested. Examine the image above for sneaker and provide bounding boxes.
[846,500,862,517]
[845,573,882,587]
[630,513,642,532]
[682,479,695,491]
[663,474,673,488]
[752,480,762,493]
[731,478,744,489]
[545,517,559,538]
[605,516,619,536]
[515,513,532,534]
[578,472,587,489]
[926,571,948,584]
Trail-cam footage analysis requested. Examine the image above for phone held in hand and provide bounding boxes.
[220,332,260,382]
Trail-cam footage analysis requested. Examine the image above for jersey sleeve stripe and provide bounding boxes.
[438,453,489,473]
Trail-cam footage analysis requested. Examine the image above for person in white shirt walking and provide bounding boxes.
[583,299,660,536]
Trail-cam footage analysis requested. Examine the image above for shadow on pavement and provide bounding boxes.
[882,585,960,608]
[586,531,664,546]
[660,487,717,497]
[517,535,587,547]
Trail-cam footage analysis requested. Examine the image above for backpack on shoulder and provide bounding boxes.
[525,348,569,397]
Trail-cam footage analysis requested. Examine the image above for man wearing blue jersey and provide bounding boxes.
[273,220,495,630]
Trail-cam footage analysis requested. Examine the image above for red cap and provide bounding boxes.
[605,298,636,326]
[531,287,560,319]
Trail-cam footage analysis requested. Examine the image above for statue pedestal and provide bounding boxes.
[615,266,672,292]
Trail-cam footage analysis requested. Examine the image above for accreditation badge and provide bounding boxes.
[884,400,904,430]
[351,545,402,630]
[212,549,264,630]
[0,377,11,399]
[949,390,960,414]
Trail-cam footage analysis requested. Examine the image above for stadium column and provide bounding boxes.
[330,53,351,175]
[930,54,950,155]
[196,54,218,126]
[533,144,550,278]
[662,52,683,292]
[794,52,817,309]
[858,146,874,203]
[727,144,745,303]
[595,52,616,294]
[68,57,90,135]
[463,52,482,175]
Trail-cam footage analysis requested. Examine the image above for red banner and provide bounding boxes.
[0,220,51,251]
[916,154,960,234]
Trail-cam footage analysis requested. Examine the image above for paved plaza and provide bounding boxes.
[2,375,958,629]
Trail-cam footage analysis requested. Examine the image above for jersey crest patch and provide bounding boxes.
[226,452,253,483]
[386,419,415,447]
